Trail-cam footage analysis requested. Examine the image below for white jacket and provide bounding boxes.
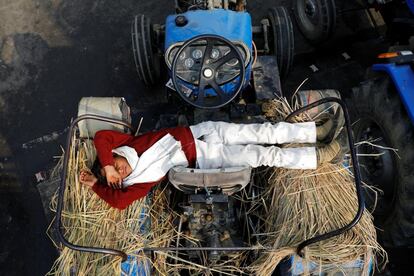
[119,134,188,187]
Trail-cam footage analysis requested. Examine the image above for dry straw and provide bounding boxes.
[47,96,386,275]
[249,97,388,275]
[47,134,247,275]
[47,136,181,275]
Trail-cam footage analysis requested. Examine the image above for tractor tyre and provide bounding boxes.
[131,14,160,87]
[293,0,336,44]
[267,6,295,80]
[351,76,414,247]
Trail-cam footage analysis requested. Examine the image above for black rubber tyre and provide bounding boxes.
[293,0,336,44]
[352,76,414,247]
[131,14,160,87]
[267,6,295,80]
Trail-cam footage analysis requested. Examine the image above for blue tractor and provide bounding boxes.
[52,2,373,274]
[129,0,299,265]
[125,1,369,273]
[131,0,294,109]
[351,0,414,247]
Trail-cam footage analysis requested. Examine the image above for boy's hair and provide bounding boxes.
[91,159,106,184]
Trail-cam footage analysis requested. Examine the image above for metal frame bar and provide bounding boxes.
[56,115,134,262]
[57,98,365,263]
[285,97,365,257]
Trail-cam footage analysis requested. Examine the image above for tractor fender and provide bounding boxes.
[372,63,414,124]
[407,0,414,15]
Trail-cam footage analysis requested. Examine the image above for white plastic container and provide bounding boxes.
[77,97,131,138]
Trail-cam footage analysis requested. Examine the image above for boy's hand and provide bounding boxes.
[103,165,122,189]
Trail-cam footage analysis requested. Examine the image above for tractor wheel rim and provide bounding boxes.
[305,0,317,17]
[299,0,320,26]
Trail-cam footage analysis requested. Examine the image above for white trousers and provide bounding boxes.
[189,121,317,170]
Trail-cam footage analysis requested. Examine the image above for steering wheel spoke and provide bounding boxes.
[198,78,208,96]
[209,80,227,99]
[202,39,214,65]
[212,51,239,70]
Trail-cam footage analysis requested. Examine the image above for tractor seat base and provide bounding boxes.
[168,166,252,195]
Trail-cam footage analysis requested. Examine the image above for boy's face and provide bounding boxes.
[113,155,133,179]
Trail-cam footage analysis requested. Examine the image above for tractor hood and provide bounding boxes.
[165,9,252,51]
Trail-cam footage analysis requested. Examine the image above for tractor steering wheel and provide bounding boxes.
[171,35,246,109]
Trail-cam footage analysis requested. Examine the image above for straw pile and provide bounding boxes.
[46,135,181,275]
[246,98,387,275]
[47,134,250,275]
[47,96,386,275]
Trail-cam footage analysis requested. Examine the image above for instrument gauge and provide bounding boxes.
[210,48,220,59]
[184,58,194,68]
[192,49,203,59]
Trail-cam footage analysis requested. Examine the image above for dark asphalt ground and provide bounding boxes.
[0,0,412,275]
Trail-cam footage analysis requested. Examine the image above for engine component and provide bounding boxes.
[180,193,242,262]
[176,0,245,11]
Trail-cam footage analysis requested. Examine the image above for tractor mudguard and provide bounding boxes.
[373,63,414,124]
[407,0,414,15]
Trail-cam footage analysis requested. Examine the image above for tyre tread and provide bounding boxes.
[352,76,414,247]
[267,6,294,79]
[131,14,159,87]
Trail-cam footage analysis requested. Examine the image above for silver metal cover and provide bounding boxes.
[168,166,252,195]
[77,97,131,138]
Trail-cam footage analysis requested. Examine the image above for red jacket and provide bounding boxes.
[92,127,196,209]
